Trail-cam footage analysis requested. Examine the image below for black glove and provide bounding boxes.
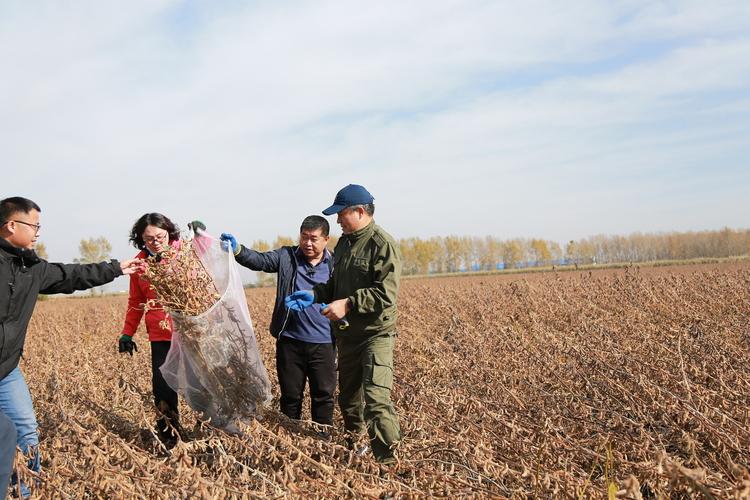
[119,335,138,356]
[188,220,206,234]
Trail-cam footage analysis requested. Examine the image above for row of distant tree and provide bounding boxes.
[35,237,112,266]
[249,226,750,278]
[37,227,750,289]
[396,227,750,275]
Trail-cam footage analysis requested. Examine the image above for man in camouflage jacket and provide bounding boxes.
[286,185,401,465]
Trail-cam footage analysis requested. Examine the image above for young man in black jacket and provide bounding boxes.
[0,196,141,496]
[220,216,336,431]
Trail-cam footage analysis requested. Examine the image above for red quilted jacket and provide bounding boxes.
[120,241,180,342]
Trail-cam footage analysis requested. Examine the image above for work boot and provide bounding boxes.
[378,463,410,480]
[346,437,370,457]
[156,417,178,449]
[156,401,183,448]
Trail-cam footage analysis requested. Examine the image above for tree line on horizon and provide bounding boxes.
[33,226,750,288]
[248,226,750,279]
[396,227,750,275]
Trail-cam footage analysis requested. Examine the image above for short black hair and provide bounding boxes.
[300,215,329,237]
[0,197,41,225]
[129,213,180,250]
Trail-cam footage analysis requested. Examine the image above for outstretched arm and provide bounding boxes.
[227,234,282,273]
[38,260,128,295]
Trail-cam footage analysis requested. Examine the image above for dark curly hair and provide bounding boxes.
[129,213,180,250]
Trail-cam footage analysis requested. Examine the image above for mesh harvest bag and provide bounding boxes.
[159,235,272,431]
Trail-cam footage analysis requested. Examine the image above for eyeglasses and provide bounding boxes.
[12,220,41,234]
[143,233,169,244]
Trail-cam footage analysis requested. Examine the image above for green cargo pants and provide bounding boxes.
[337,332,401,464]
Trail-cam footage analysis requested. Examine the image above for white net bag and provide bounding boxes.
[158,235,272,431]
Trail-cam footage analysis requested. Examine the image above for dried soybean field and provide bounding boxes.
[18,262,750,498]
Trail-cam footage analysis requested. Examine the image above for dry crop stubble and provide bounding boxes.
[15,262,750,497]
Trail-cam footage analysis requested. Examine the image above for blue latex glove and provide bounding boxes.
[220,233,238,254]
[285,290,314,311]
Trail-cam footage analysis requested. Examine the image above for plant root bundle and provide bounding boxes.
[143,239,220,316]
[143,239,270,428]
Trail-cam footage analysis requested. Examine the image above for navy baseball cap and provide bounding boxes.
[322,184,375,215]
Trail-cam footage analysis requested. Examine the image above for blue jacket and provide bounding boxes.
[234,245,333,339]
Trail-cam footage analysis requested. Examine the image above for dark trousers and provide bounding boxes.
[276,337,336,426]
[151,341,179,435]
[0,411,16,500]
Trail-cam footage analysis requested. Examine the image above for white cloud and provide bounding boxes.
[581,38,750,96]
[1,0,748,277]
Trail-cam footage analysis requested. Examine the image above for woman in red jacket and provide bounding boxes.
[118,212,185,447]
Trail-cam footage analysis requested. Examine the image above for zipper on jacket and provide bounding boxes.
[5,282,14,319]
[277,247,298,336]
[6,260,19,317]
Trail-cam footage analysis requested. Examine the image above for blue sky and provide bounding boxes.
[1,1,749,288]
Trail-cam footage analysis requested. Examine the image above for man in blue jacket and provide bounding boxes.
[220,216,336,430]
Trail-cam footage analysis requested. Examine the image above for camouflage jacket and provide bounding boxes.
[313,221,401,337]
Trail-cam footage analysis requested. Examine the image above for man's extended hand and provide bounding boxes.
[322,298,351,321]
[120,259,145,275]
[284,290,314,311]
[118,334,138,356]
[220,233,239,254]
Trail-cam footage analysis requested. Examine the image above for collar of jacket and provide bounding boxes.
[293,246,331,264]
[343,220,375,243]
[292,245,331,264]
[0,237,41,267]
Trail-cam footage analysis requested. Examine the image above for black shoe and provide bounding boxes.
[159,435,178,450]
[378,463,409,480]
[346,438,370,457]
[156,418,181,448]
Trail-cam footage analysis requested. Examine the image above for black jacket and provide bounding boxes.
[234,245,332,339]
[0,237,123,379]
